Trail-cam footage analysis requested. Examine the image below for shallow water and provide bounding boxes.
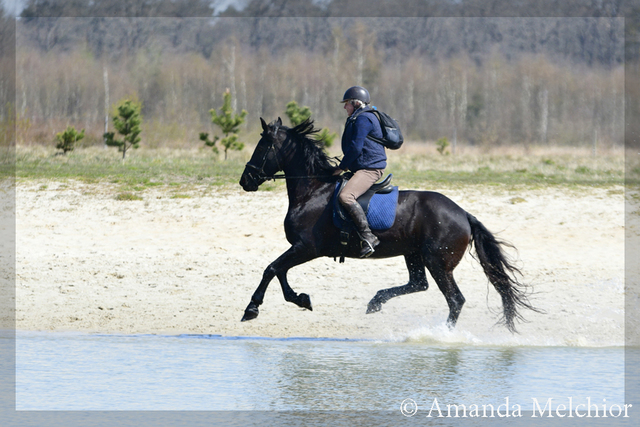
[13,330,627,414]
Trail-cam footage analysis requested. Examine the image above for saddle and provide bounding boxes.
[332,173,399,262]
[335,173,394,217]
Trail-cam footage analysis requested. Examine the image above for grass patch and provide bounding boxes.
[16,146,247,188]
[115,192,143,201]
[388,145,626,188]
[575,166,591,174]
[509,197,527,204]
[14,144,629,191]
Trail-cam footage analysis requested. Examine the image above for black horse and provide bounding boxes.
[239,118,540,332]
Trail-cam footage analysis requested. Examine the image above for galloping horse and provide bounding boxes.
[239,118,539,332]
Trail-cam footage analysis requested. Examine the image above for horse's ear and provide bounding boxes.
[260,117,269,133]
[276,117,283,127]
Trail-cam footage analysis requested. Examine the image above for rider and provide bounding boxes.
[335,85,387,257]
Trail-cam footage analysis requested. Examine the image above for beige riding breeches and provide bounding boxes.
[337,169,384,206]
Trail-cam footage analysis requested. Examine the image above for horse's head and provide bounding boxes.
[240,117,287,191]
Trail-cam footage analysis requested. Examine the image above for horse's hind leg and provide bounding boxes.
[425,262,466,329]
[241,244,315,322]
[366,252,429,313]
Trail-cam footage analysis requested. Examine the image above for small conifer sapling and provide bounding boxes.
[103,99,142,160]
[285,100,336,148]
[55,126,85,154]
[205,89,247,160]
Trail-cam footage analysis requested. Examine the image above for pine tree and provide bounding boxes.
[103,99,142,160]
[199,132,219,154]
[285,101,311,126]
[204,89,247,160]
[436,137,450,155]
[315,128,336,148]
[55,125,84,154]
[285,100,336,148]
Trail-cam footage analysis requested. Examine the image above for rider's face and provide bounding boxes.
[344,101,355,117]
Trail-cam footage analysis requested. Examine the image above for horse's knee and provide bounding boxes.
[263,264,278,280]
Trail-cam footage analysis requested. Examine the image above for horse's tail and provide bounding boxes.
[467,213,542,333]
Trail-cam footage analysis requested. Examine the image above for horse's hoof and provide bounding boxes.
[298,293,313,311]
[366,299,382,314]
[241,306,259,322]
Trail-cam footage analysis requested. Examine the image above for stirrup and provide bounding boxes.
[360,239,376,258]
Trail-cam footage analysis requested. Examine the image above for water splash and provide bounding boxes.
[395,321,623,348]
[401,322,483,345]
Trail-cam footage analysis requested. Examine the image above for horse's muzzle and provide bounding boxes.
[239,169,262,192]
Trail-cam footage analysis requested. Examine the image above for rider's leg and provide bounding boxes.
[338,169,384,257]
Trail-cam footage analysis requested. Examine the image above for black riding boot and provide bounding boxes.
[343,202,380,257]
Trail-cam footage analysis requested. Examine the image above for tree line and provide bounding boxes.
[18,1,626,67]
[11,1,631,149]
[15,35,624,149]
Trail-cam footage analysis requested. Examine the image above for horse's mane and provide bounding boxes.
[285,119,340,177]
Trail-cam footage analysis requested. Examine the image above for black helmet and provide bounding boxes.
[341,86,370,104]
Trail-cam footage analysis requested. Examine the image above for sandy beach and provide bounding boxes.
[13,181,628,346]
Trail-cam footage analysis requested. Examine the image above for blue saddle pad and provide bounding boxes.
[332,183,399,231]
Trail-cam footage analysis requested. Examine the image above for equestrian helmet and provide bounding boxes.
[341,86,370,104]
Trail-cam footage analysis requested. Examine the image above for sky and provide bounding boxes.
[1,0,25,17]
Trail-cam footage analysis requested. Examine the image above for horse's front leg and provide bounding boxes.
[241,244,315,321]
[277,270,313,311]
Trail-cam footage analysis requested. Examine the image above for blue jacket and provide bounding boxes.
[339,107,387,171]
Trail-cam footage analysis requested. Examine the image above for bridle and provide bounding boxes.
[243,132,287,183]
[244,130,330,183]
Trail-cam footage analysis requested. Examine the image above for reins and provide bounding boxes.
[248,170,331,181]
